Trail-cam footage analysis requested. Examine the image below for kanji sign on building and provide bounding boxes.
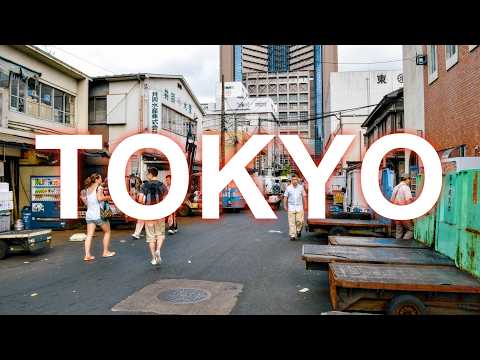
[150,90,159,132]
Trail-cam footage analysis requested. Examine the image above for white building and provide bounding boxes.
[402,45,426,173]
[88,74,205,180]
[202,82,281,176]
[0,45,90,217]
[326,70,404,165]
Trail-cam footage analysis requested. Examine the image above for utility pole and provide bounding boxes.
[220,75,225,168]
[257,117,262,175]
[234,114,238,153]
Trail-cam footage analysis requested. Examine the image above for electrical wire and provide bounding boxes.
[43,45,116,75]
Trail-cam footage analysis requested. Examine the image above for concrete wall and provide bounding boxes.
[423,45,480,156]
[403,45,425,132]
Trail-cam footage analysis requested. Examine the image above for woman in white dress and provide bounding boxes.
[80,173,116,261]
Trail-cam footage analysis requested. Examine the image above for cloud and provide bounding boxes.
[40,45,402,103]
[338,45,403,72]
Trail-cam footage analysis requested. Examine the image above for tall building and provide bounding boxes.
[220,45,337,154]
[201,82,280,176]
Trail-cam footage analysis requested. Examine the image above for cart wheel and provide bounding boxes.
[0,240,7,260]
[177,204,191,217]
[387,295,427,315]
[329,226,347,236]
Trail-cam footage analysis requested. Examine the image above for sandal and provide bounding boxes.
[102,251,116,258]
[84,255,95,261]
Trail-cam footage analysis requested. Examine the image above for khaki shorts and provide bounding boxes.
[145,221,165,243]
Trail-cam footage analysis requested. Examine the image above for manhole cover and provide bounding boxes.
[157,288,211,304]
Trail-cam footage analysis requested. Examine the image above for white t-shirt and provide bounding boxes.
[284,184,306,212]
[391,182,413,205]
[85,186,101,221]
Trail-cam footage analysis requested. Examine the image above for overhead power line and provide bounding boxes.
[45,45,116,75]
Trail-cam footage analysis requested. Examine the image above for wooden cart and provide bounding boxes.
[328,262,480,314]
[328,235,428,249]
[302,244,455,271]
[306,218,388,236]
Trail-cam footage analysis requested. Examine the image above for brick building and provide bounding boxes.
[423,45,480,156]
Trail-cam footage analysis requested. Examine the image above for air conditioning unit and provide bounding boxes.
[441,157,480,174]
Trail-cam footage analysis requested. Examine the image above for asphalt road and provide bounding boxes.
[0,210,331,315]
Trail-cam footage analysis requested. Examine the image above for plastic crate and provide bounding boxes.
[0,214,11,232]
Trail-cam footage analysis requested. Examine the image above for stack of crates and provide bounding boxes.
[0,182,13,232]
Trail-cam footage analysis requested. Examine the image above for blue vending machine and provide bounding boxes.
[30,176,66,229]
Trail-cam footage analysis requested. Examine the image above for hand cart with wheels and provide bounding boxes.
[328,262,480,315]
[0,229,52,260]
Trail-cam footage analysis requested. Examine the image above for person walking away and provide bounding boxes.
[138,167,168,265]
[80,173,116,261]
[131,177,145,239]
[165,175,178,234]
[390,173,414,240]
[283,174,307,241]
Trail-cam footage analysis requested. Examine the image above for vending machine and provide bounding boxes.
[30,176,66,229]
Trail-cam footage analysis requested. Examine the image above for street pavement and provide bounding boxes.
[0,210,331,315]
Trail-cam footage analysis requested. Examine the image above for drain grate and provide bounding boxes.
[157,288,211,304]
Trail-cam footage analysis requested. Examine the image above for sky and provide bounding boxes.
[38,45,403,103]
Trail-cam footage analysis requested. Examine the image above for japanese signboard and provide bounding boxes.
[150,90,159,132]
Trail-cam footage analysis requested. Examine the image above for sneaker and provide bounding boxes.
[168,229,175,235]
[150,258,158,265]
[132,234,140,240]
[174,229,178,233]
[290,237,296,241]
[155,250,162,265]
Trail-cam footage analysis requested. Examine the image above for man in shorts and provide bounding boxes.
[139,167,168,265]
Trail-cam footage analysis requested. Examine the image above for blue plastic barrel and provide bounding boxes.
[22,206,32,230]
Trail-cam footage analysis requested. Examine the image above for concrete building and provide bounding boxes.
[88,74,205,181]
[326,70,404,165]
[202,82,280,176]
[220,45,337,153]
[0,45,90,218]
[402,45,425,134]
[422,45,480,157]
[362,88,410,181]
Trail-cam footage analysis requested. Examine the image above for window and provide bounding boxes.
[299,83,308,92]
[289,94,298,102]
[469,45,478,52]
[300,111,308,120]
[279,94,287,102]
[164,89,169,100]
[279,103,287,110]
[279,112,287,120]
[427,45,438,84]
[89,96,106,124]
[177,83,182,90]
[161,105,196,137]
[170,92,175,103]
[289,83,298,92]
[10,75,75,124]
[299,93,308,102]
[289,103,297,110]
[10,74,25,112]
[0,71,9,88]
[26,78,39,117]
[445,45,458,70]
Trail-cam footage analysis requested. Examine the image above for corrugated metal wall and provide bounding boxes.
[415,169,480,278]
